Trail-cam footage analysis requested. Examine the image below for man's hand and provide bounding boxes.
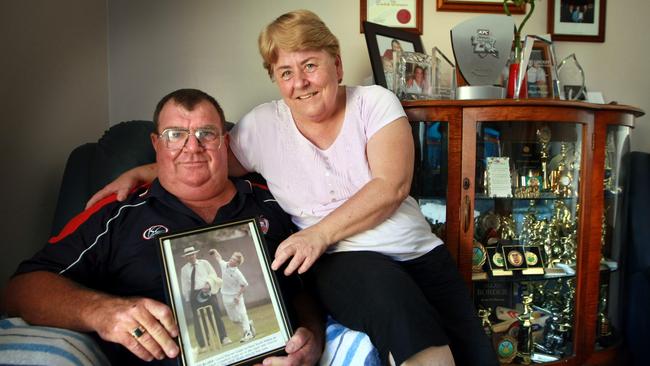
[271,228,330,276]
[89,296,179,362]
[208,248,222,260]
[256,327,322,366]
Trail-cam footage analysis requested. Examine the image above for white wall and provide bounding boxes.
[108,0,649,151]
[0,0,109,301]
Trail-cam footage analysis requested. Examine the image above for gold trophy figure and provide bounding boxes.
[537,126,551,190]
[516,294,535,365]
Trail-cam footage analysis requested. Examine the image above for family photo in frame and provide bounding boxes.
[158,218,292,366]
[363,21,424,92]
[548,0,606,42]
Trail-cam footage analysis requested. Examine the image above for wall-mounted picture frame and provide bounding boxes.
[548,0,606,42]
[436,0,525,14]
[361,0,423,34]
[363,21,424,90]
[158,218,292,366]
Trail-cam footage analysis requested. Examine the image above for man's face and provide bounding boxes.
[152,99,228,199]
[272,49,343,124]
[186,253,198,264]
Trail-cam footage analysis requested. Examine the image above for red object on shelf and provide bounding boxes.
[506,63,528,99]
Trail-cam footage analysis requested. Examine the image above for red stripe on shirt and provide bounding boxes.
[48,184,151,244]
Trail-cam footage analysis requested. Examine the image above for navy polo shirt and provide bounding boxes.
[15,177,296,306]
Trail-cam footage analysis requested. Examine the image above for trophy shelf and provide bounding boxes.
[404,99,644,366]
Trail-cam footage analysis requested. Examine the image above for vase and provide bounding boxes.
[506,62,528,99]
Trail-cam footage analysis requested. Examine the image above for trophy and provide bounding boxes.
[450,15,514,100]
[516,295,535,364]
[536,125,551,190]
[477,307,493,337]
[557,54,586,100]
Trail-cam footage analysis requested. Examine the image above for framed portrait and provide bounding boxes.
[548,0,606,42]
[360,0,423,34]
[525,40,558,99]
[363,21,424,90]
[158,218,292,366]
[436,0,525,14]
[394,51,435,100]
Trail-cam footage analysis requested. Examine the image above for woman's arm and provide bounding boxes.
[86,143,251,208]
[272,116,414,275]
[85,163,157,208]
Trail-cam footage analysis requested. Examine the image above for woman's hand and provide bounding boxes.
[271,228,329,276]
[85,163,157,208]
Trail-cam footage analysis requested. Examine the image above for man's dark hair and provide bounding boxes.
[153,88,225,131]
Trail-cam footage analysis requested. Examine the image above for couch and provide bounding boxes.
[2,121,378,365]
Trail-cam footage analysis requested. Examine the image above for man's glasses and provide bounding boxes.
[158,128,223,150]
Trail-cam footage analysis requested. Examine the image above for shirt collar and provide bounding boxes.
[147,178,253,223]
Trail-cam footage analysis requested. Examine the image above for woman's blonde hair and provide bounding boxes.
[258,9,340,79]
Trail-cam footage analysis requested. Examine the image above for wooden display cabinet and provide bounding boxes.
[403,99,644,365]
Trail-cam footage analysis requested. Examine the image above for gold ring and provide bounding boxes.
[131,326,146,339]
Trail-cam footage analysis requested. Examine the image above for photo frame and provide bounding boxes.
[394,51,435,100]
[548,0,606,42]
[158,218,292,366]
[525,40,558,99]
[360,0,423,34]
[363,21,424,90]
[436,0,525,14]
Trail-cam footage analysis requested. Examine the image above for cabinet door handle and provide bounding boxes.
[463,195,471,233]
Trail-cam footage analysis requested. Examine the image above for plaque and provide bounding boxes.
[486,157,513,197]
[472,240,488,280]
[497,335,518,364]
[487,246,513,277]
[450,14,514,99]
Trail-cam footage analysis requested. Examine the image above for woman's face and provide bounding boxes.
[272,49,343,124]
[414,67,424,83]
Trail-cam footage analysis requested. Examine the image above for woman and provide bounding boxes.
[405,65,428,94]
[89,10,495,366]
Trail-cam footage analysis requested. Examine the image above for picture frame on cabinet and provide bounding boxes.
[548,0,606,42]
[363,21,424,90]
[360,0,423,34]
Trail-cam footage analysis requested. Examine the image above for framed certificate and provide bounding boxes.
[361,0,423,34]
[158,218,292,366]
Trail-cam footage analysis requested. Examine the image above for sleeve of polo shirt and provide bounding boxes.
[12,204,117,289]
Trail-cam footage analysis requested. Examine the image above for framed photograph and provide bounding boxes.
[395,51,435,100]
[548,0,606,42]
[436,0,525,14]
[158,218,292,366]
[363,21,424,90]
[360,0,423,34]
[525,40,557,99]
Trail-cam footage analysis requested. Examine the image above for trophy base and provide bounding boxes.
[457,85,506,100]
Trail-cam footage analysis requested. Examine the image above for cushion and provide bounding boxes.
[0,317,111,366]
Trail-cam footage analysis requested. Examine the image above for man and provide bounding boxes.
[4,88,323,365]
[180,245,231,351]
[209,249,255,343]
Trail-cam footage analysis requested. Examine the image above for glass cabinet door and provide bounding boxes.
[594,125,632,351]
[411,121,449,240]
[471,121,583,365]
